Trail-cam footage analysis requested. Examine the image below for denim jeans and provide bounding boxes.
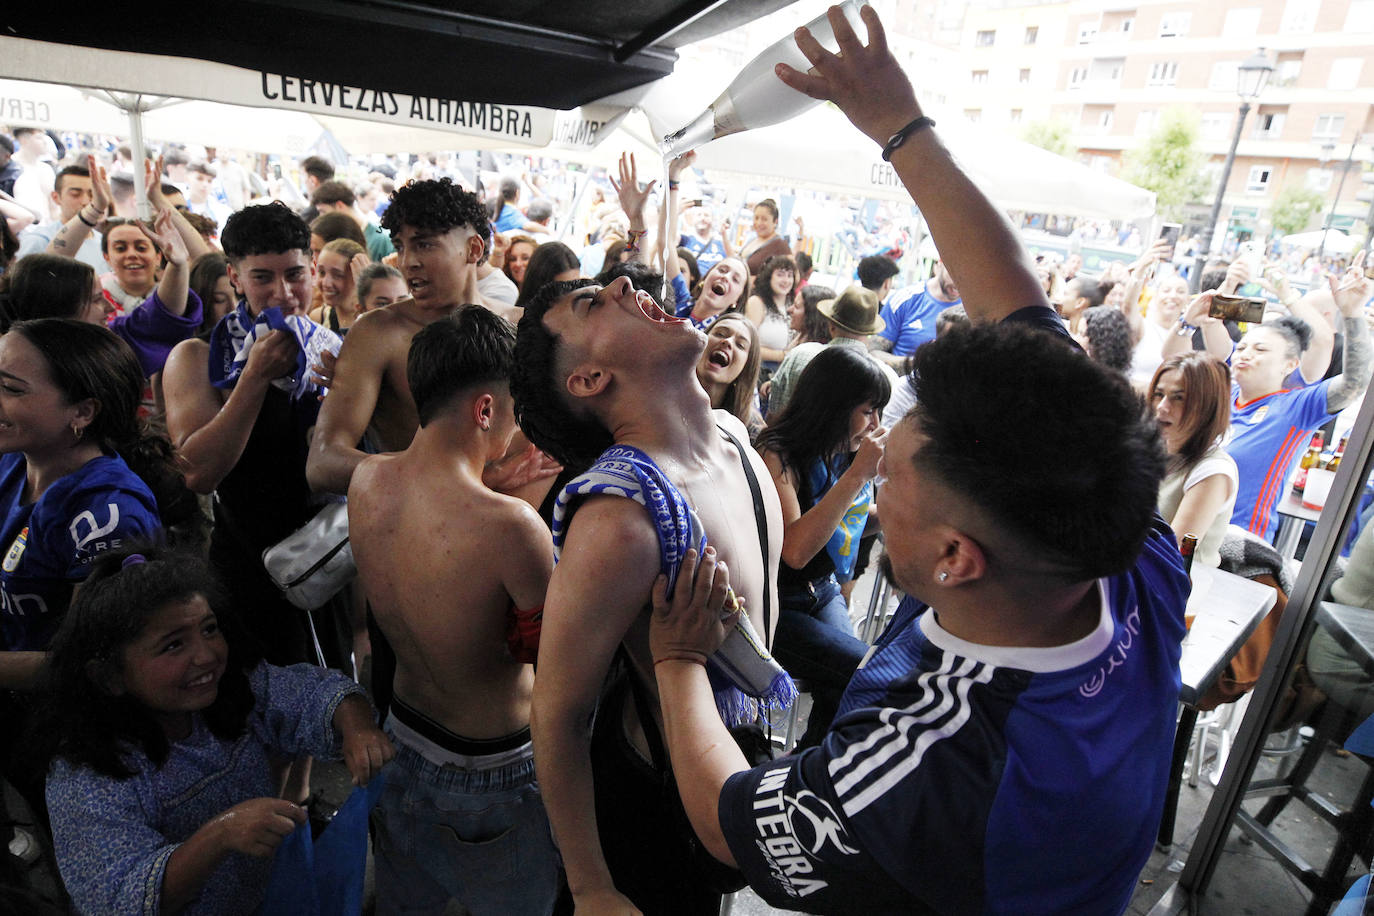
[773,574,869,748]
[372,736,560,915]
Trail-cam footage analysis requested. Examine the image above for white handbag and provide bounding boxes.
[262,500,355,611]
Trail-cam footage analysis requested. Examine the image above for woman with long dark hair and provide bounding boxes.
[514,242,581,312]
[754,346,890,748]
[788,284,834,348]
[0,320,188,823]
[0,320,194,662]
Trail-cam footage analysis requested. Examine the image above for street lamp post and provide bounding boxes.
[1317,133,1368,259]
[1190,49,1274,293]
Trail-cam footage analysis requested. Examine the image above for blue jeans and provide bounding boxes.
[372,737,560,915]
[773,574,869,748]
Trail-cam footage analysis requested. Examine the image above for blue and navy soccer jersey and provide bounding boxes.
[718,518,1188,915]
[0,453,161,651]
[1228,381,1331,541]
[877,284,963,356]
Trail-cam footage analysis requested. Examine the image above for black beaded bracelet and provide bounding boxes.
[77,208,97,227]
[882,116,936,162]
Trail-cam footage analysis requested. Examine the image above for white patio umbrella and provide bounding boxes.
[1280,229,1349,249]
[0,35,636,209]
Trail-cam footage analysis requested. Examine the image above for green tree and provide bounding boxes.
[1269,184,1325,236]
[1021,119,1076,158]
[1122,108,1211,222]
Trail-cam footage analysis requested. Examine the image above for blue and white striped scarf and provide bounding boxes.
[553,443,796,727]
[208,301,341,400]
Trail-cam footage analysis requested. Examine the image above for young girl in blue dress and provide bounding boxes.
[36,547,392,916]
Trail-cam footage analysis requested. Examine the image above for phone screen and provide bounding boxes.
[1210,295,1266,324]
[1158,223,1181,249]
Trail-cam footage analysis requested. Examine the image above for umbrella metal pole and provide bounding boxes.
[128,97,150,220]
[559,173,592,244]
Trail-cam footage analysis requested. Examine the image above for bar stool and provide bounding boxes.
[1234,701,1374,916]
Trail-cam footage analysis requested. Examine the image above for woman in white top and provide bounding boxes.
[744,254,796,375]
[1149,352,1238,568]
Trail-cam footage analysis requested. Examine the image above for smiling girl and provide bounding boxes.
[307,238,368,335]
[38,547,392,916]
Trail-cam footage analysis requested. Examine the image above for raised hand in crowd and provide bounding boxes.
[143,206,193,316]
[610,152,655,263]
[146,154,212,263]
[662,151,696,283]
[1318,251,1373,411]
[1219,258,1250,296]
[46,154,111,258]
[777,4,1045,321]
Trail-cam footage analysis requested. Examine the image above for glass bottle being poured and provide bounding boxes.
[660,1,864,158]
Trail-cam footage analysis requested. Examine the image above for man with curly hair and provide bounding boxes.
[308,178,506,495]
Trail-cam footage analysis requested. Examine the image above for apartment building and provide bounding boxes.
[950,0,1374,241]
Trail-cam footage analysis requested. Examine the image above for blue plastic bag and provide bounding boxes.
[257,779,385,916]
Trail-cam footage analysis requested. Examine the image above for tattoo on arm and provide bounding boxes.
[1329,316,1372,412]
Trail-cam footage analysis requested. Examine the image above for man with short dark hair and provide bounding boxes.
[15,164,108,271]
[649,9,1187,915]
[162,148,190,187]
[299,155,335,194]
[856,253,899,298]
[511,272,785,912]
[163,202,343,669]
[308,178,506,496]
[313,180,393,262]
[186,160,228,228]
[349,307,560,914]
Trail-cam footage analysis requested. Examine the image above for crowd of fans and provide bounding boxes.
[0,6,1372,913]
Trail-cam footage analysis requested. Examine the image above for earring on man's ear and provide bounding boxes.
[938,571,950,583]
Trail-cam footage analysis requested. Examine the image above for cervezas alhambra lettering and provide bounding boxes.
[257,72,534,139]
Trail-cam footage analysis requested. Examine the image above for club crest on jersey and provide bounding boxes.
[3,527,28,573]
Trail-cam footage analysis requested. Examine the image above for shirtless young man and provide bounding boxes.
[306,178,499,495]
[348,307,559,914]
[511,275,785,915]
